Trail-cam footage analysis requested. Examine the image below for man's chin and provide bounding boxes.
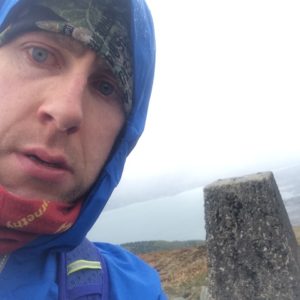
[0,182,80,203]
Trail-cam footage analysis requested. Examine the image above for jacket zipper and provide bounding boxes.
[0,254,9,273]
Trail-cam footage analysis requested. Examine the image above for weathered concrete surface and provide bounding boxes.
[204,172,300,300]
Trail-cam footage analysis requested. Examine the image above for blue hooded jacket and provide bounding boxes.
[0,0,167,299]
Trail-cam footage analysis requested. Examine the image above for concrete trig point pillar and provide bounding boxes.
[204,172,300,300]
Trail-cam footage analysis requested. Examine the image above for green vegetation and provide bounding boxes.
[121,240,205,254]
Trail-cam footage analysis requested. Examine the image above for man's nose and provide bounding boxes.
[37,75,87,134]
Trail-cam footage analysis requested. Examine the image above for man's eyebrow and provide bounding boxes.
[46,33,87,57]
[46,33,109,68]
[42,32,113,74]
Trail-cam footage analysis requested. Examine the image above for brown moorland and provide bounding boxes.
[139,245,208,299]
[137,227,300,299]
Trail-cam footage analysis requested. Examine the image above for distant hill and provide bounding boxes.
[284,196,300,225]
[121,240,205,254]
[274,164,300,197]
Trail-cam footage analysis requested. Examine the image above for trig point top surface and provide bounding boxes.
[205,171,274,190]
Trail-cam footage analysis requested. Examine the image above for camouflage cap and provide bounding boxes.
[0,0,133,114]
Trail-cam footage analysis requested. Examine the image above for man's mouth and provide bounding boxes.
[21,148,72,172]
[15,148,72,182]
[26,154,65,169]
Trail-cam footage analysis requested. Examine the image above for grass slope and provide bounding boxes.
[140,245,208,299]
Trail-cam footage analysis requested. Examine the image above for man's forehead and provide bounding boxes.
[44,32,87,56]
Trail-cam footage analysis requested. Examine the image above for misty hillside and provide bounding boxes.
[103,161,300,210]
[273,164,300,225]
[122,240,205,254]
[274,164,300,196]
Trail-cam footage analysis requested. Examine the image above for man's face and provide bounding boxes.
[0,31,125,202]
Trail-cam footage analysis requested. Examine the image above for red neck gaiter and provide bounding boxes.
[0,187,82,254]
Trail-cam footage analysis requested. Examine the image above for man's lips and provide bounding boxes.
[21,148,72,172]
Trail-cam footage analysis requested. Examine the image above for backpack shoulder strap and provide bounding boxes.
[58,238,109,300]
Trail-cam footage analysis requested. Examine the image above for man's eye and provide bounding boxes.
[30,47,49,63]
[95,80,115,96]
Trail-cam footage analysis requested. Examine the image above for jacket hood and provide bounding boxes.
[0,0,155,253]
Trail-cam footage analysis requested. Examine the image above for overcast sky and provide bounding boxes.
[108,0,300,207]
